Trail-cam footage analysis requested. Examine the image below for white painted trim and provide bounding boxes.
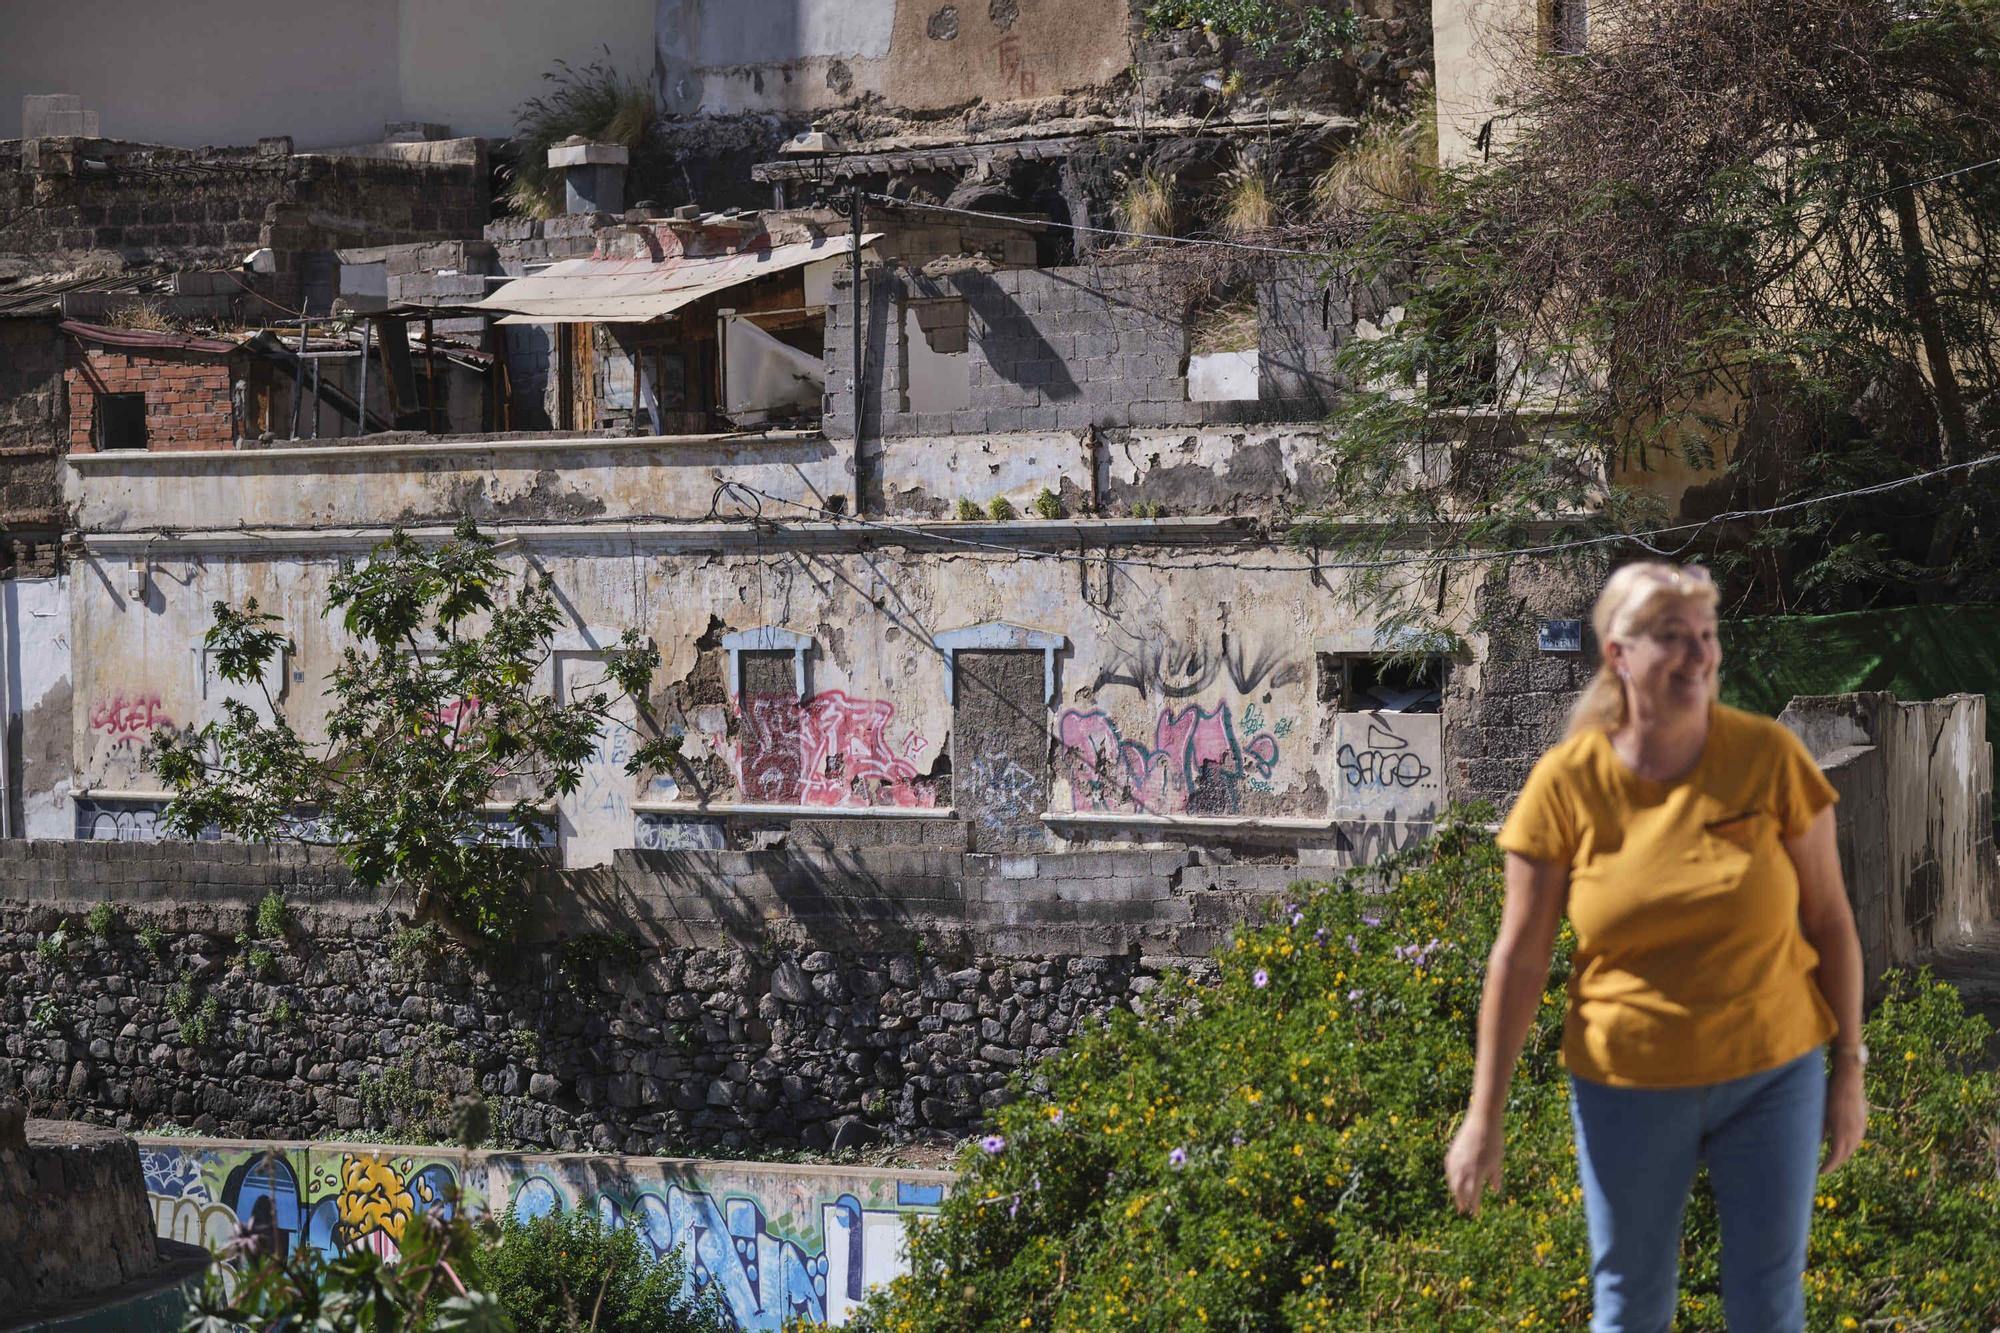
[720,627,813,700]
[1041,811,1340,833]
[932,620,1066,704]
[66,430,823,467]
[631,800,955,819]
[67,788,550,814]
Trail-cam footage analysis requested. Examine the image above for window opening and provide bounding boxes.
[97,392,147,449]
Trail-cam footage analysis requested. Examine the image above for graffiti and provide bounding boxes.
[1330,711,1443,821]
[736,691,937,809]
[962,753,1045,843]
[1336,721,1435,790]
[136,1137,943,1330]
[1334,809,1433,866]
[1059,702,1281,816]
[75,800,165,842]
[89,693,173,748]
[1090,632,1299,701]
[635,815,727,850]
[994,35,1037,96]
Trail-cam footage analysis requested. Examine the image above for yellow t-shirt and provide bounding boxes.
[1497,704,1839,1088]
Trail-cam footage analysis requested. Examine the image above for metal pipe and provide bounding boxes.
[356,318,371,437]
[288,317,308,438]
[310,357,322,439]
[850,184,863,510]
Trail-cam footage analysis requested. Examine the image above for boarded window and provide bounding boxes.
[97,392,147,449]
[1548,0,1588,53]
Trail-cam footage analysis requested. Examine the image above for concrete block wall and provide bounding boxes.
[0,318,66,533]
[825,260,1353,440]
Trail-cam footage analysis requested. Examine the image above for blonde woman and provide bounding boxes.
[1444,562,1867,1331]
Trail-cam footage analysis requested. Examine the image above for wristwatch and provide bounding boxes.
[1833,1043,1869,1067]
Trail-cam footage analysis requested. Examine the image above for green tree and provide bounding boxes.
[1304,0,2000,631]
[481,1208,729,1333]
[146,520,679,945]
[1145,0,1360,64]
[182,1209,510,1333]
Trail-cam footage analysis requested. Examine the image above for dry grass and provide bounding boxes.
[1311,96,1437,220]
[1220,157,1278,235]
[504,56,654,219]
[1117,169,1177,239]
[103,299,183,332]
[1190,298,1261,355]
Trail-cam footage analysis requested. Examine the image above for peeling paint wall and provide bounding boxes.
[7,576,71,841]
[655,0,1134,116]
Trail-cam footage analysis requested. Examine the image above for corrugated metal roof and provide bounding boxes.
[0,268,174,318]
[61,320,240,354]
[473,233,878,326]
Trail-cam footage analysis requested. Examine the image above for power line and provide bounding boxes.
[714,450,2000,574]
[861,193,1344,261]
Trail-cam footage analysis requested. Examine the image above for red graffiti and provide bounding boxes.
[90,694,173,748]
[995,36,1037,97]
[736,691,937,808]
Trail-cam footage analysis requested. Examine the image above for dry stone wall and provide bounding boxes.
[0,840,1306,1154]
[0,1116,162,1315]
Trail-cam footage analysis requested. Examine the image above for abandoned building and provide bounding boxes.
[0,0,1644,872]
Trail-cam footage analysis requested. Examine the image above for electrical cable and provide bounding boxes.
[860,193,1344,260]
[709,450,2000,574]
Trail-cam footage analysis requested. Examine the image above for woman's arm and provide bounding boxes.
[1446,850,1569,1215]
[1787,804,1867,1173]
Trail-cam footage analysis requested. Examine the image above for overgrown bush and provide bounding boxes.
[855,810,2000,1331]
[503,56,654,219]
[482,1207,728,1333]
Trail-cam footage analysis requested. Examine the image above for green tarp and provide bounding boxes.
[1720,604,2000,750]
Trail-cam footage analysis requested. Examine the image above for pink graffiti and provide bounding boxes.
[1059,703,1278,817]
[90,694,173,749]
[737,691,938,808]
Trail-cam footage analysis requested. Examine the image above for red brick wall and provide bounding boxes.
[66,346,244,453]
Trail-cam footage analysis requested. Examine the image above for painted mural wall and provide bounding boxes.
[136,1136,949,1330]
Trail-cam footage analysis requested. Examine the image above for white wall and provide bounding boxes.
[6,575,71,841]
[0,0,652,149]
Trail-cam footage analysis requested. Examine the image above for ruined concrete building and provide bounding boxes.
[0,0,1625,871]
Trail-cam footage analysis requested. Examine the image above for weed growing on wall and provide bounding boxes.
[137,923,164,957]
[955,498,983,521]
[33,921,69,966]
[85,902,116,939]
[1032,488,1064,520]
[987,496,1019,521]
[255,890,289,939]
[854,811,2000,1331]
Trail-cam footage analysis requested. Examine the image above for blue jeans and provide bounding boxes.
[1569,1049,1826,1333]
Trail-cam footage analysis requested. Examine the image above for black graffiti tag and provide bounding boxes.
[1336,721,1434,790]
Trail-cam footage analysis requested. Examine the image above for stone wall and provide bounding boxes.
[0,1116,162,1316]
[0,840,1307,1153]
[0,316,65,566]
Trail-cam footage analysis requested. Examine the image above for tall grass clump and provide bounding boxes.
[1312,96,1438,220]
[503,55,654,218]
[855,808,2000,1331]
[1117,169,1177,240]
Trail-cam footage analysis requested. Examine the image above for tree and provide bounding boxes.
[1145,0,1361,64]
[482,1207,729,1333]
[146,521,680,944]
[1304,0,2000,630]
[182,1209,512,1333]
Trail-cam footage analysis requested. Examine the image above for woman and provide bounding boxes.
[1444,562,1867,1331]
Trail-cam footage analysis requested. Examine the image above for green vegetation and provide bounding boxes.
[357,1023,478,1141]
[256,889,290,939]
[33,922,69,965]
[179,996,221,1050]
[137,923,164,957]
[482,1207,729,1333]
[269,994,297,1027]
[247,946,278,979]
[1146,0,1359,64]
[85,902,116,939]
[856,812,2000,1331]
[29,997,59,1031]
[1032,488,1064,520]
[986,495,1019,521]
[146,521,678,946]
[955,498,983,521]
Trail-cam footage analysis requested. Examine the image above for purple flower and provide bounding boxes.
[1252,969,1269,989]
[1313,928,1327,945]
[1347,988,1363,1001]
[1346,934,1359,954]
[1291,911,1305,927]
[1361,913,1382,927]
[1168,1147,1188,1169]
[1283,902,1297,916]
[1049,1109,1063,1125]
[981,1135,1007,1155]
[1009,1197,1020,1218]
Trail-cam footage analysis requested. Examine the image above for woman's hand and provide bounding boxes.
[1446,1114,1505,1214]
[1821,1060,1867,1174]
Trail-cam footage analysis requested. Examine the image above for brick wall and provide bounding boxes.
[66,344,246,453]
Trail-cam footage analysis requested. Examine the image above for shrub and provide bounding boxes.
[986,495,1018,521]
[482,1207,729,1333]
[256,889,289,938]
[34,922,69,965]
[855,810,2000,1331]
[269,995,296,1026]
[86,902,116,939]
[955,498,983,521]
[248,946,278,979]
[1032,488,1063,520]
[137,923,164,957]
[503,56,654,219]
[1116,168,1176,240]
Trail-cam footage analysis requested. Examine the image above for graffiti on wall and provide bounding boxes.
[1330,711,1442,821]
[737,691,938,809]
[1090,632,1300,701]
[135,1138,944,1331]
[1058,701,1285,816]
[635,814,728,850]
[89,693,174,749]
